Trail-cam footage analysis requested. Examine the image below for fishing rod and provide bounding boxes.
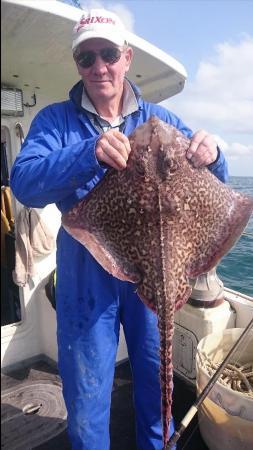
[165,317,253,450]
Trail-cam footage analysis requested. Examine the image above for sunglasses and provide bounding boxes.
[75,47,124,69]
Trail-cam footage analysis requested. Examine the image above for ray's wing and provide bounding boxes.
[152,118,253,285]
[62,161,165,313]
[63,169,145,282]
[171,167,253,279]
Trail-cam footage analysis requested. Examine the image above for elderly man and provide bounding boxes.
[10,8,228,450]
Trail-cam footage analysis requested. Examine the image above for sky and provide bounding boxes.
[61,0,253,177]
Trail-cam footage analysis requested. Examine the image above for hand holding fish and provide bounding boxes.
[187,129,218,168]
[96,129,131,171]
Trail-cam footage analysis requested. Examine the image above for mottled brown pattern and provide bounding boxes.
[62,116,253,447]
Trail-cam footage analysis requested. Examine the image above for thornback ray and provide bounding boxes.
[62,116,253,446]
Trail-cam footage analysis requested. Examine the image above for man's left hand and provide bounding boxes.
[187,130,218,168]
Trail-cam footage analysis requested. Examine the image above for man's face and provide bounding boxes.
[74,38,133,105]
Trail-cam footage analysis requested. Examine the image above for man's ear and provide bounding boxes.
[73,52,81,75]
[125,47,133,72]
[75,61,83,77]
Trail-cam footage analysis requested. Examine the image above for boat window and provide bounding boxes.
[1,127,22,326]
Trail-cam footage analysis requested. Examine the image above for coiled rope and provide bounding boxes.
[202,352,253,397]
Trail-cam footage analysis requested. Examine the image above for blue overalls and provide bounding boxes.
[10,80,228,450]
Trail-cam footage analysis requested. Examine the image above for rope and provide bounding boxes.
[201,352,253,397]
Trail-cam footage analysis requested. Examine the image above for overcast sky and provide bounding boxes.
[62,0,253,177]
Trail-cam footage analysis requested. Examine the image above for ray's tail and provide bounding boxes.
[157,292,176,447]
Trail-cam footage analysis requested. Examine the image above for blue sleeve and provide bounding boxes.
[10,106,102,208]
[206,146,228,183]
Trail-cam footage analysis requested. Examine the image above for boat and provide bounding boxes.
[1,1,252,449]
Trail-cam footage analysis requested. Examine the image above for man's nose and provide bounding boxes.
[92,55,108,73]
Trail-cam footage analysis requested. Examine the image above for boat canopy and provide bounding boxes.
[1,0,187,103]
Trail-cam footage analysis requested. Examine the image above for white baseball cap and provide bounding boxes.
[72,8,127,52]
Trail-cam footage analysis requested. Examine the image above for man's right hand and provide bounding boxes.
[95,129,132,170]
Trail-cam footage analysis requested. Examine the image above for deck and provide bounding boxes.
[1,358,208,450]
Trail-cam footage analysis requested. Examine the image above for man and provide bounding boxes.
[10,8,228,450]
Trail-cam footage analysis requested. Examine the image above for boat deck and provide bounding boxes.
[1,358,208,450]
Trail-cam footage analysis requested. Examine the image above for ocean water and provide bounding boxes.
[217,176,253,297]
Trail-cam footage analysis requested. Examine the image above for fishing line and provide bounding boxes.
[242,232,253,238]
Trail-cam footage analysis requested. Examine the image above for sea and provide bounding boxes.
[217,176,253,298]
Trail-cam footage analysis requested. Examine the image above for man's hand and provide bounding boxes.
[96,129,131,170]
[187,130,218,168]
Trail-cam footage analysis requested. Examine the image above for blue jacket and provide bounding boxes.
[10,80,228,213]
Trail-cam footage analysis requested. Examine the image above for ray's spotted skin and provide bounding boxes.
[62,116,253,447]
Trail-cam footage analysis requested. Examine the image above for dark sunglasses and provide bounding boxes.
[75,47,124,69]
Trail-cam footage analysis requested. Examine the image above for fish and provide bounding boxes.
[62,116,253,447]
